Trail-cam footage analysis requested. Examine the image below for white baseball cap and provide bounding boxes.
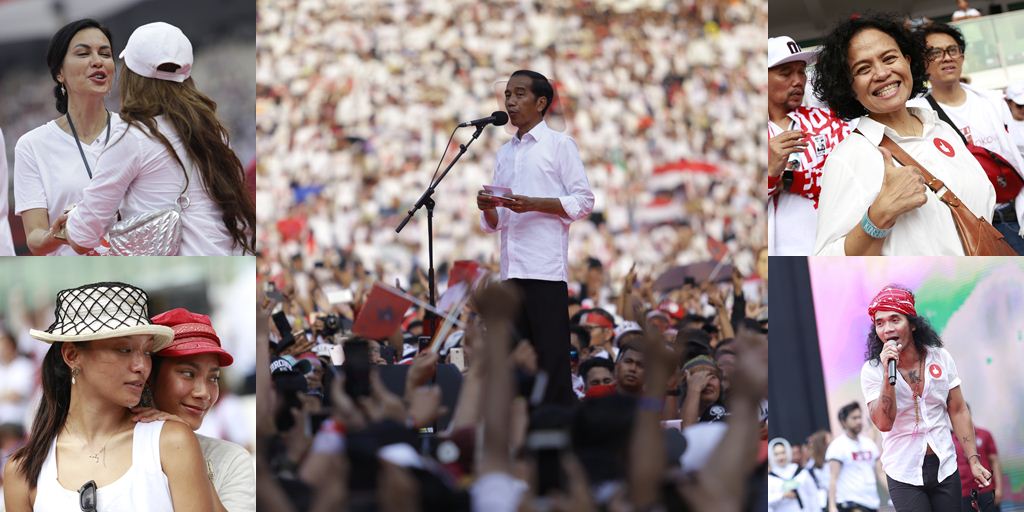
[119,22,193,83]
[769,36,817,69]
[1006,82,1024,105]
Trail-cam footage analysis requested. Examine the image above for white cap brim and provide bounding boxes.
[770,51,816,68]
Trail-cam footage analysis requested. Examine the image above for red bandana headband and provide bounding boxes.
[867,287,917,320]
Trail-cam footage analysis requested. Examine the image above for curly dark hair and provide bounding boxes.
[864,313,944,364]
[813,13,928,120]
[916,22,966,55]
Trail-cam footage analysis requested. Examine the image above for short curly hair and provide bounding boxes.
[812,13,928,121]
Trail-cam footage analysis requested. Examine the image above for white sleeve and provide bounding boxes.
[861,360,882,405]
[943,348,961,390]
[0,130,13,255]
[479,207,507,233]
[12,136,48,214]
[824,439,842,464]
[213,443,256,512]
[555,137,594,223]
[471,472,527,512]
[767,475,786,507]
[814,145,881,255]
[66,131,142,247]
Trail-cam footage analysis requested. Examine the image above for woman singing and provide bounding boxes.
[860,285,991,511]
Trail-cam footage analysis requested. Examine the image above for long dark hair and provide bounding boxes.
[46,19,114,114]
[9,343,73,488]
[864,314,944,364]
[117,67,256,254]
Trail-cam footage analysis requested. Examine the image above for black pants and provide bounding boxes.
[837,504,877,512]
[507,278,575,405]
[961,490,998,511]
[887,454,962,511]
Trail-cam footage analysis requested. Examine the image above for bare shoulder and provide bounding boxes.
[159,420,200,450]
[3,455,33,510]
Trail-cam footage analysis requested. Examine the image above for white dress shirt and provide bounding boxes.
[0,128,15,255]
[815,107,995,255]
[480,120,594,282]
[14,115,123,256]
[860,346,961,486]
[66,116,244,255]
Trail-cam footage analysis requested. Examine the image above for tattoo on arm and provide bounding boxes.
[881,395,895,419]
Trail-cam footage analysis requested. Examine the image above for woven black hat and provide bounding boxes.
[30,282,173,349]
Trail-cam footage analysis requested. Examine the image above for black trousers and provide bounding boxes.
[507,278,575,405]
[961,490,998,511]
[887,454,962,511]
[837,504,877,512]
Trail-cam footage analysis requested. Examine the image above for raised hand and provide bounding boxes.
[768,129,806,178]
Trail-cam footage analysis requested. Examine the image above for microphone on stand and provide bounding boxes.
[458,111,509,128]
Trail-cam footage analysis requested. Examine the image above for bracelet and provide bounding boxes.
[969,454,981,463]
[860,211,892,239]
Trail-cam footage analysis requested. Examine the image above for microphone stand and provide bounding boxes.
[396,123,487,337]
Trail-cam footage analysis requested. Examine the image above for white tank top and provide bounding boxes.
[33,420,173,512]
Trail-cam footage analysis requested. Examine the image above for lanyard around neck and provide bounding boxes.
[66,111,111,180]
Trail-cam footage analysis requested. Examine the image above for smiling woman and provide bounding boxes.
[810,13,996,256]
[1,282,215,512]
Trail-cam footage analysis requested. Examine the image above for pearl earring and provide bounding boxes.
[71,367,80,385]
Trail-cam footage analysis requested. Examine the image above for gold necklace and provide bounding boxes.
[67,426,121,467]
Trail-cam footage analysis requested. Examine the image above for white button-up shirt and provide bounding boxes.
[66,116,244,255]
[860,346,961,486]
[480,120,594,282]
[815,108,995,255]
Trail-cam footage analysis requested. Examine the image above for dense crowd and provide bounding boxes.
[256,0,769,282]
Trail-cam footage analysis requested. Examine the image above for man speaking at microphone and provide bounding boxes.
[477,69,594,405]
[860,285,992,511]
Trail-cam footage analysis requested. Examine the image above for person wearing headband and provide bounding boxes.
[130,308,254,512]
[2,282,214,511]
[860,285,990,511]
[57,21,255,255]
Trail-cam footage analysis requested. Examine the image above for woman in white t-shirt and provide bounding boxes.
[1,282,214,511]
[133,308,255,512]
[13,19,122,256]
[59,22,255,255]
[811,14,995,255]
[860,285,991,511]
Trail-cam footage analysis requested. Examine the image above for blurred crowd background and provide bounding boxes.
[256,0,768,288]
[0,0,256,254]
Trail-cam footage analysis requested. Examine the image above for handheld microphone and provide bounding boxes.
[887,341,899,386]
[458,111,509,128]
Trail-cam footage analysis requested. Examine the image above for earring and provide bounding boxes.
[71,367,80,385]
[60,83,66,96]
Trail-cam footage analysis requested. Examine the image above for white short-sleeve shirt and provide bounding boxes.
[860,346,961,486]
[13,115,123,256]
[65,116,244,255]
[824,433,880,508]
[815,108,996,255]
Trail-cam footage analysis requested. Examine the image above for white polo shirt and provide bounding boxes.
[480,120,594,282]
[860,346,961,486]
[815,107,996,255]
[824,433,880,508]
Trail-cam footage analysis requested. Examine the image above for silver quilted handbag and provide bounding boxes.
[105,199,186,255]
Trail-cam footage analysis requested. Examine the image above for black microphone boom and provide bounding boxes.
[458,111,509,128]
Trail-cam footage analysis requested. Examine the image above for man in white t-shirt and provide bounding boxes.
[767,36,851,256]
[1006,82,1024,159]
[909,22,1024,254]
[951,0,982,20]
[860,286,992,511]
[825,402,884,512]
